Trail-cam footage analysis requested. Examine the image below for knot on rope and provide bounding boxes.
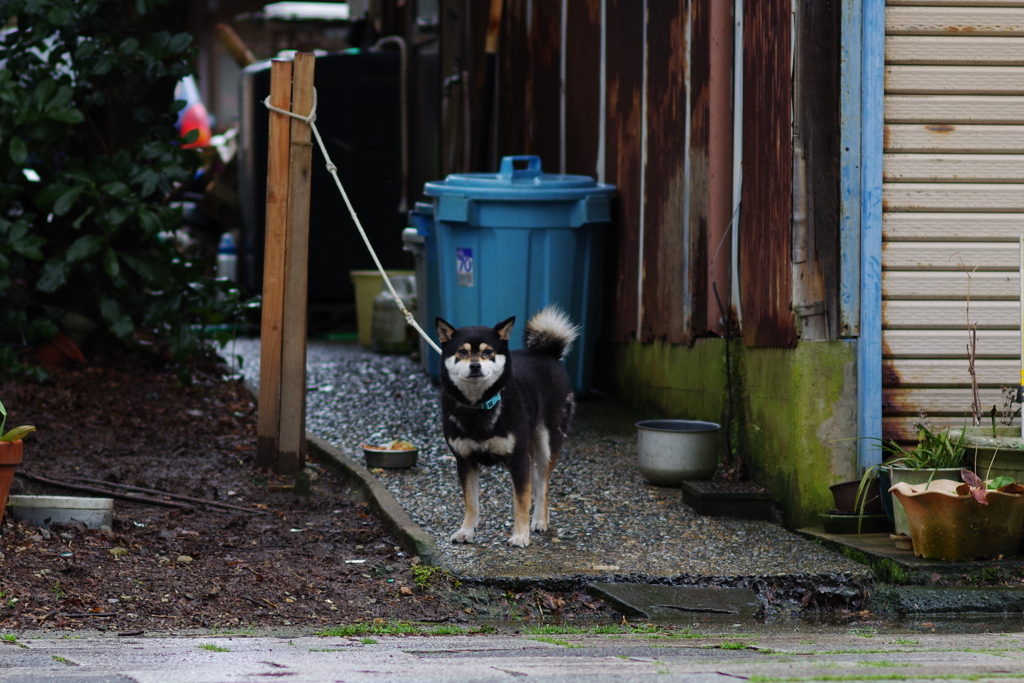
[262,88,318,125]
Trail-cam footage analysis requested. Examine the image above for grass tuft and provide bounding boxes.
[198,644,231,652]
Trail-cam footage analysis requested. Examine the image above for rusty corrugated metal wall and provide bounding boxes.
[686,0,711,341]
[739,0,795,348]
[497,1,561,165]
[603,0,645,342]
[564,0,601,178]
[398,0,830,350]
[641,0,694,344]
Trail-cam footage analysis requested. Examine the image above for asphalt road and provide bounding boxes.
[4,621,1024,682]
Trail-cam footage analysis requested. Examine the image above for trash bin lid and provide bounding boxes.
[424,156,616,201]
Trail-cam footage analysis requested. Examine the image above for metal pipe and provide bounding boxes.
[707,0,733,335]
[681,0,693,337]
[596,0,607,183]
[730,0,744,325]
[560,0,567,174]
[636,0,649,342]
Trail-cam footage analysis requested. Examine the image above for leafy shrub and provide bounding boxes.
[0,0,254,379]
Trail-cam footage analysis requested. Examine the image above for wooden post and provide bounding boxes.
[256,59,293,469]
[278,52,315,473]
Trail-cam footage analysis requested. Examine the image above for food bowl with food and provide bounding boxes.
[361,439,419,469]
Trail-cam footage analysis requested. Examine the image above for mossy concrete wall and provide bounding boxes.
[595,338,858,527]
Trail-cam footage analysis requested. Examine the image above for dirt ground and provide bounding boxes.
[0,348,607,634]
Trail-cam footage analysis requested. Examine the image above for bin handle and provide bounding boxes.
[497,155,543,181]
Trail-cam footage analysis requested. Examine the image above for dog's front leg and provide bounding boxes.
[508,453,532,547]
[451,459,480,543]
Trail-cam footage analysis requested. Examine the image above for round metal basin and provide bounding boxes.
[636,419,720,487]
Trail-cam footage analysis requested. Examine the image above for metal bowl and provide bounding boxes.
[362,447,418,469]
[635,419,719,486]
[6,494,113,529]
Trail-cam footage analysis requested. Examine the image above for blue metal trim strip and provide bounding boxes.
[839,0,861,339]
[857,0,885,473]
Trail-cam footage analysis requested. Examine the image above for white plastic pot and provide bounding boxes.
[636,419,720,486]
[6,495,113,529]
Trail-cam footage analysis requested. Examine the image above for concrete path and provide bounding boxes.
[4,624,1024,682]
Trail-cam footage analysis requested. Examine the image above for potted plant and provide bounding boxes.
[857,422,968,537]
[821,476,890,534]
[0,399,35,518]
[890,469,1024,560]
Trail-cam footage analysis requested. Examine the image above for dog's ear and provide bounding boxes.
[436,317,456,344]
[494,316,515,341]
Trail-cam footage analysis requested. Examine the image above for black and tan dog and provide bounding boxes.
[435,306,578,547]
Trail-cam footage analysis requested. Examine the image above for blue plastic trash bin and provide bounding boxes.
[421,155,616,395]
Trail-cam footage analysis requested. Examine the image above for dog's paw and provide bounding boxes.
[530,519,548,532]
[507,533,530,547]
[450,528,475,543]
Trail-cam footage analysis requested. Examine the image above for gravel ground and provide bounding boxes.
[231,337,870,604]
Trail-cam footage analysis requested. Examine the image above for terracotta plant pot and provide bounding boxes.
[0,440,23,519]
[888,466,964,536]
[891,479,1024,561]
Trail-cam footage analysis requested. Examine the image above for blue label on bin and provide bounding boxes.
[456,247,474,287]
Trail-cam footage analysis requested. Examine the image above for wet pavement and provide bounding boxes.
[230,338,870,606]
[5,622,1024,682]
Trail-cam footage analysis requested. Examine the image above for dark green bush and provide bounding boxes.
[0,0,254,379]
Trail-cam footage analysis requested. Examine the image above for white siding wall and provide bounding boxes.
[883,0,1024,440]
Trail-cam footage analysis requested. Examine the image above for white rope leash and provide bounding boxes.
[264,89,442,355]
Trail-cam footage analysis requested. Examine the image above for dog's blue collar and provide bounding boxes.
[473,392,501,410]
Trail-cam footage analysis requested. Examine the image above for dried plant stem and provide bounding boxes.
[968,325,982,426]
[963,259,983,426]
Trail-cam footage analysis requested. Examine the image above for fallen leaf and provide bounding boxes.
[399,586,413,595]
[176,555,193,564]
[109,547,128,558]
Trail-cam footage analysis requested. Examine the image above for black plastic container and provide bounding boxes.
[237,52,405,303]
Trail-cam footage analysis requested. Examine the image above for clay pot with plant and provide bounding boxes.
[0,399,35,518]
[891,469,1024,560]
[855,422,968,536]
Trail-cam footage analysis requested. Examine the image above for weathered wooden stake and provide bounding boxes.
[256,59,293,469]
[278,52,315,473]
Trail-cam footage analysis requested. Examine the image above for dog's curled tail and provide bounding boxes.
[523,306,580,360]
